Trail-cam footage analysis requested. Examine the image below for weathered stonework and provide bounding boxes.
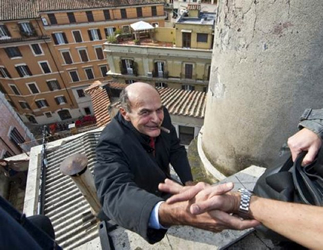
[204,0,323,174]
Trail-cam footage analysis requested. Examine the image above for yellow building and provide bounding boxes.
[104,3,214,92]
[0,0,166,125]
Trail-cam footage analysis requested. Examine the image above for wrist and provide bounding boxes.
[237,188,253,218]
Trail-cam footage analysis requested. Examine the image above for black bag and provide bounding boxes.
[253,149,323,241]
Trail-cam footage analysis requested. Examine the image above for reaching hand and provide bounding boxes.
[158,179,260,232]
[287,128,322,165]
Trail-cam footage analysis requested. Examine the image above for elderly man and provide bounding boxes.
[94,82,256,244]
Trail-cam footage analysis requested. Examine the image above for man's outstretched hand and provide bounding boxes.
[158,179,260,232]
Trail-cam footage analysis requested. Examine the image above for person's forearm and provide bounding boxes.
[250,196,323,250]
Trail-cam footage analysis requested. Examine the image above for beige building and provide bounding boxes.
[104,3,214,92]
[0,0,166,125]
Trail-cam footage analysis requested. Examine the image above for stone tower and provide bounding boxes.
[203,0,323,174]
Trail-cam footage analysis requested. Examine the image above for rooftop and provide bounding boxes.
[0,0,163,21]
[176,12,216,26]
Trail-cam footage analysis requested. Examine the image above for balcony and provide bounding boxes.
[0,35,50,45]
[152,70,169,79]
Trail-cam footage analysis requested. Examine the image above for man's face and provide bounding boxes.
[122,92,164,137]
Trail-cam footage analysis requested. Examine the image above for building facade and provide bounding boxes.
[0,0,166,125]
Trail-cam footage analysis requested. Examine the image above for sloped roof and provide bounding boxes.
[0,0,163,21]
[85,81,111,128]
[131,20,154,31]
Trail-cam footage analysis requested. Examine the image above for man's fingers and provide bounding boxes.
[158,178,184,194]
[302,147,317,165]
[166,183,204,204]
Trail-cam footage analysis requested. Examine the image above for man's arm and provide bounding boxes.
[162,180,323,250]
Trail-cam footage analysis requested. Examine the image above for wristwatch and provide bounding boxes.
[238,188,252,215]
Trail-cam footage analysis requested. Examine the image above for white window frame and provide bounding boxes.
[60,50,73,64]
[77,48,89,62]
[19,22,33,33]
[84,67,94,80]
[55,95,66,105]
[89,29,100,41]
[69,70,80,82]
[0,25,10,38]
[18,101,30,109]
[53,32,66,45]
[72,30,83,43]
[105,27,115,36]
[0,66,10,78]
[15,63,31,77]
[26,82,40,94]
[35,99,48,108]
[29,43,43,56]
[9,84,21,95]
[38,61,52,74]
[94,46,104,60]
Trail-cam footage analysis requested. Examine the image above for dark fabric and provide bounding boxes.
[94,107,192,244]
[29,215,56,240]
[0,196,61,250]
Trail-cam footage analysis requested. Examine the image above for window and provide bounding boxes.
[67,12,76,23]
[155,82,167,88]
[182,32,191,48]
[58,110,71,120]
[0,67,11,78]
[35,99,49,108]
[84,107,91,115]
[44,112,52,118]
[100,65,108,77]
[0,83,7,94]
[52,32,68,45]
[10,127,25,151]
[154,61,164,77]
[5,47,22,58]
[47,80,61,91]
[30,44,43,55]
[72,30,82,42]
[125,80,134,84]
[122,26,130,33]
[197,33,208,43]
[104,27,115,37]
[78,48,89,62]
[0,24,11,38]
[88,29,101,41]
[95,47,104,60]
[4,151,13,158]
[69,71,80,82]
[151,6,157,16]
[27,83,39,94]
[55,96,67,105]
[179,126,194,145]
[182,84,195,91]
[104,10,110,20]
[61,50,73,64]
[121,59,134,75]
[184,64,193,79]
[137,7,143,17]
[121,9,127,19]
[77,89,85,98]
[152,23,159,28]
[84,68,94,79]
[19,22,35,36]
[15,65,32,77]
[48,14,57,25]
[86,11,94,22]
[9,85,20,95]
[39,61,51,74]
[19,101,30,109]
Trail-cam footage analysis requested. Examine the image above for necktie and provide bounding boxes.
[149,137,155,156]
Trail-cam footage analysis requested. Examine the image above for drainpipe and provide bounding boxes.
[59,153,101,216]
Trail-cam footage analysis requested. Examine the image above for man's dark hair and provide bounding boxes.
[119,88,131,112]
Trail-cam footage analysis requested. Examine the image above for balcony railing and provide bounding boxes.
[0,35,50,44]
[152,70,169,79]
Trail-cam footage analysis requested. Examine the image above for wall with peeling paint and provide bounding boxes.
[203,0,323,174]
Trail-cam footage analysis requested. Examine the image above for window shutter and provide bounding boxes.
[192,86,195,91]
[63,96,67,103]
[47,81,53,91]
[181,85,185,90]
[88,30,93,41]
[55,97,59,105]
[52,34,58,45]
[165,83,168,88]
[154,62,158,73]
[35,101,41,108]
[98,29,102,40]
[3,25,11,36]
[26,103,31,109]
[26,66,32,76]
[18,23,24,32]
[104,28,108,37]
[16,67,23,77]
[44,100,49,106]
[62,32,68,44]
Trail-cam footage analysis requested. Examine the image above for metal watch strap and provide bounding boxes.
[238,188,252,214]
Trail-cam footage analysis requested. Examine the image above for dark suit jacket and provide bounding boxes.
[94,107,193,244]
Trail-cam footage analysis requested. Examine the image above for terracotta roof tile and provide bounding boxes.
[85,81,111,128]
[0,0,39,20]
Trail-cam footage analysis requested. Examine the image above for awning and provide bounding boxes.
[130,21,154,31]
